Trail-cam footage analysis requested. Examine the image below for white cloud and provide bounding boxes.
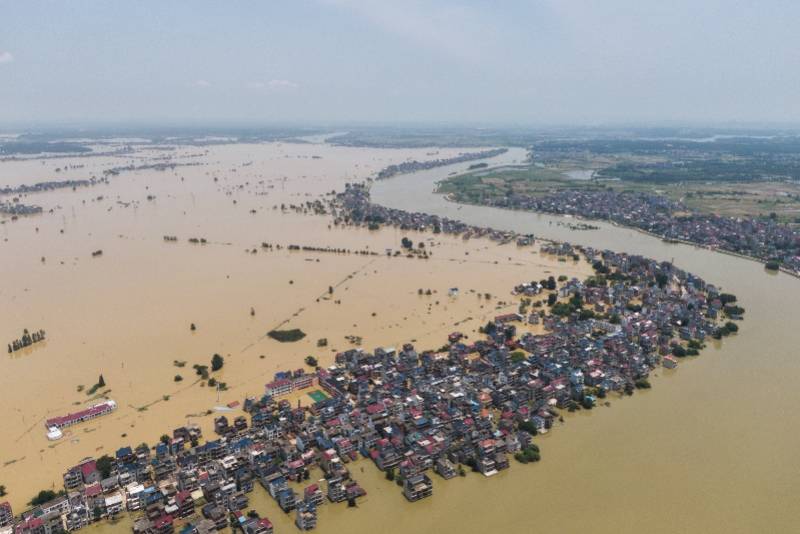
[246,79,299,90]
[0,51,14,64]
[267,79,298,89]
[191,79,211,88]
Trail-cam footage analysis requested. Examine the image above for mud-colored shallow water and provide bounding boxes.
[0,142,589,521]
[5,143,795,533]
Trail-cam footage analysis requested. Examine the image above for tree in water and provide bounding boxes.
[30,490,60,506]
[96,455,114,478]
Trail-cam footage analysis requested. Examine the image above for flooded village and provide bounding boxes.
[445,188,800,276]
[0,141,592,527]
[4,2,800,531]
[0,240,736,534]
[0,140,745,534]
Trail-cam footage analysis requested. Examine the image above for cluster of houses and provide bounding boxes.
[5,241,732,534]
[0,179,105,218]
[0,202,43,217]
[374,149,507,180]
[0,179,98,197]
[468,188,800,275]
[332,183,526,245]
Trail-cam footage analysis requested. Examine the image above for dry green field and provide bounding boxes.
[439,164,800,225]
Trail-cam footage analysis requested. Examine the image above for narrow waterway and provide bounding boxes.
[366,148,799,533]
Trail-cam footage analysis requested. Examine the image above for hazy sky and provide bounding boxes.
[1,0,798,125]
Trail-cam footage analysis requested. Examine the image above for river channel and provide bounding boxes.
[366,147,799,533]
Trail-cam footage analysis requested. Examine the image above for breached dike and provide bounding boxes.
[45,400,117,432]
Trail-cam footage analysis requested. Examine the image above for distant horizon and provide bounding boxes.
[4,120,800,136]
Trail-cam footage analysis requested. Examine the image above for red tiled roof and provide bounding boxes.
[366,403,385,415]
[84,483,102,497]
[18,517,44,530]
[153,515,173,528]
[80,460,97,476]
[46,401,115,428]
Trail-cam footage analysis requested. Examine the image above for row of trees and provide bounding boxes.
[7,328,46,353]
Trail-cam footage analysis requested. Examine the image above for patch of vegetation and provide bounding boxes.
[518,420,538,435]
[29,489,65,506]
[1,141,91,156]
[193,364,209,380]
[268,329,307,342]
[438,165,570,205]
[634,378,652,389]
[86,374,106,396]
[509,351,526,363]
[96,455,114,478]
[514,444,541,464]
[723,304,746,317]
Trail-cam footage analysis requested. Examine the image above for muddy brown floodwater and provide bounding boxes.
[0,142,590,523]
[371,147,800,534]
[3,142,795,533]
